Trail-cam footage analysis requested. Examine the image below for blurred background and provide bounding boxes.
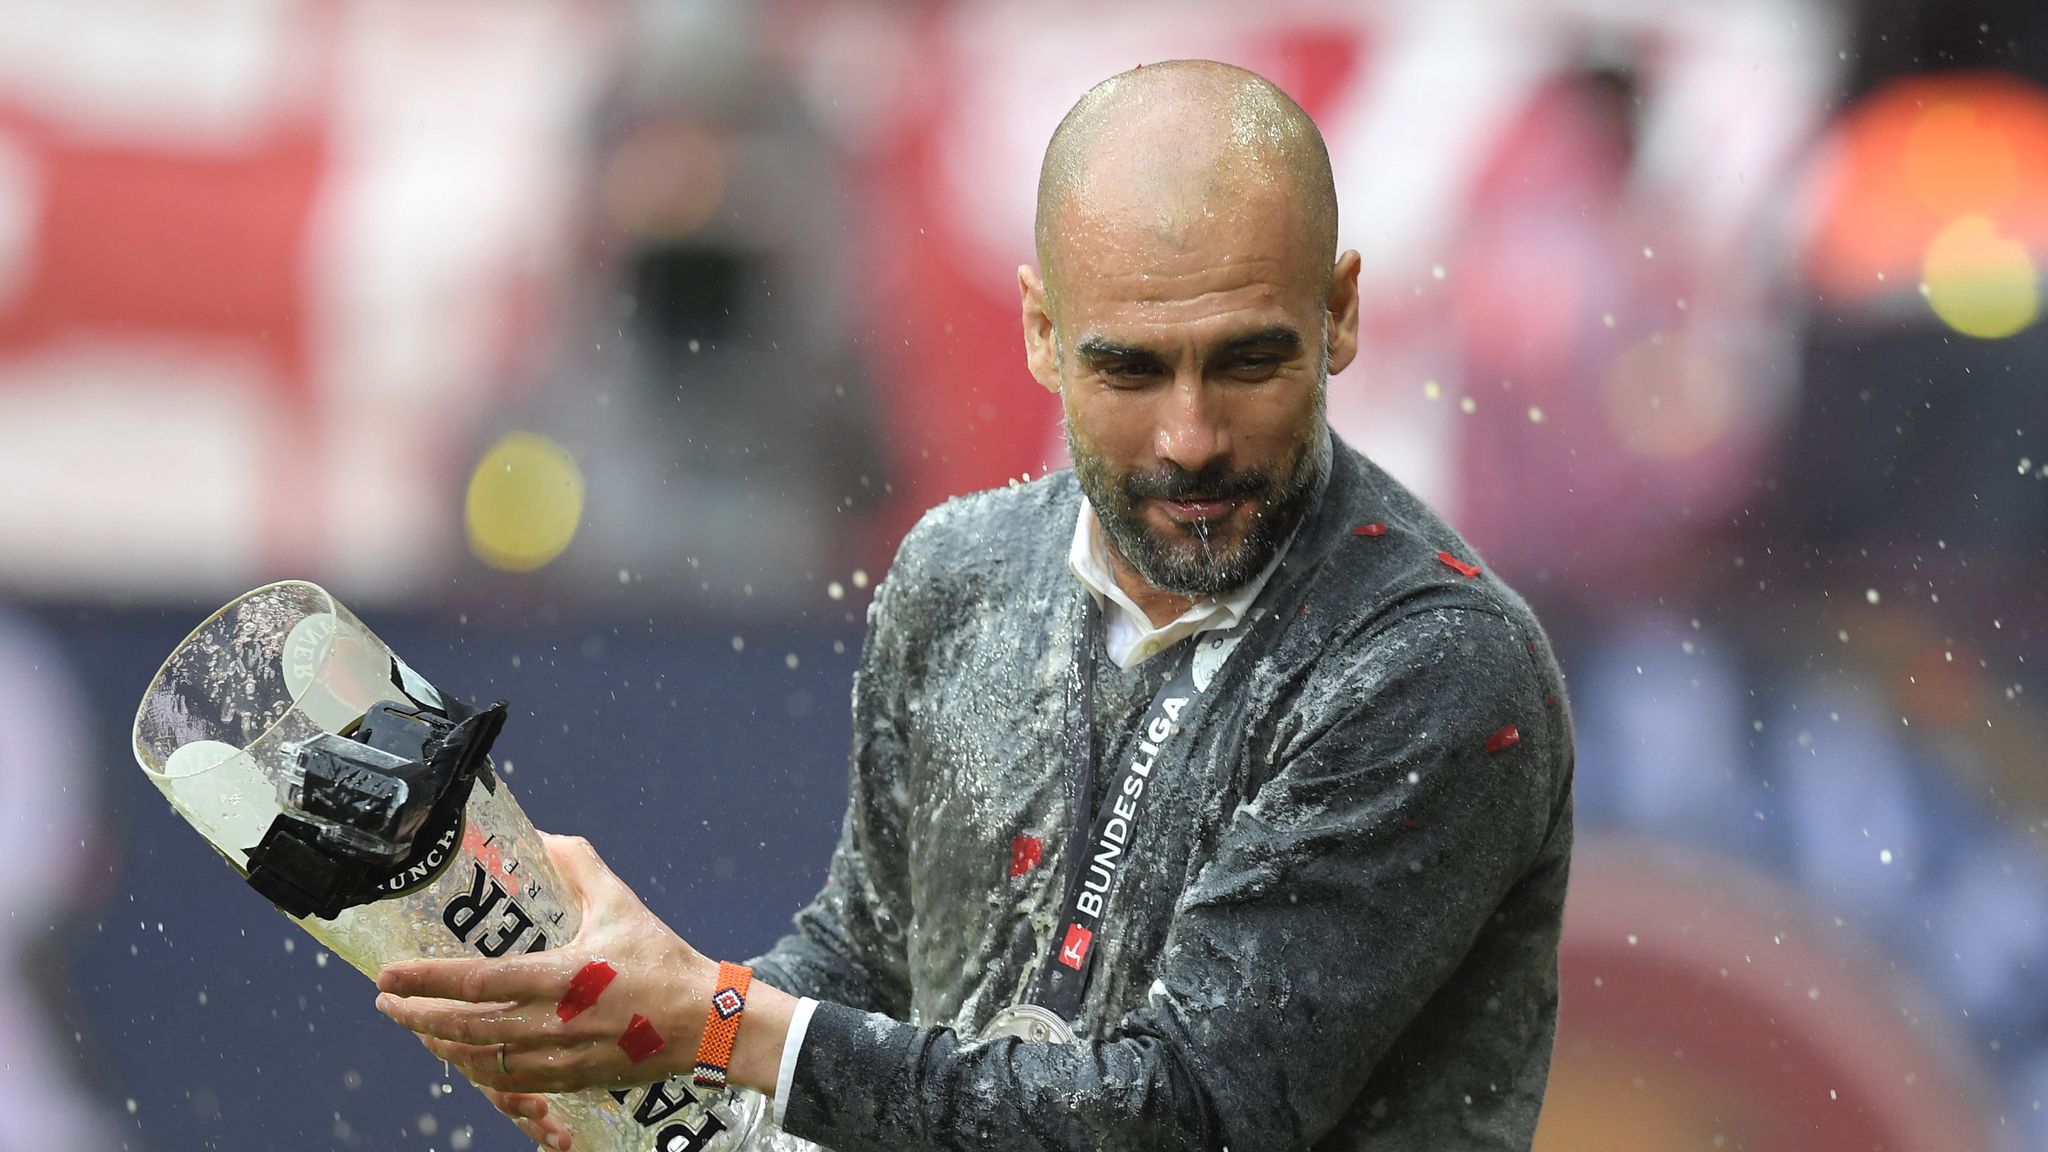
[1,0,2044,1148]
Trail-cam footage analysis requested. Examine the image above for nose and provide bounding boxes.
[1154,375,1229,475]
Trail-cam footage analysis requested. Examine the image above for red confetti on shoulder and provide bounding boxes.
[1351,522,1386,537]
[617,1013,665,1063]
[1485,724,1521,754]
[556,960,617,1021]
[1009,835,1042,878]
[1437,552,1482,579]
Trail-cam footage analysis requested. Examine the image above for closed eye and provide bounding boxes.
[1221,355,1283,380]
[1091,358,1168,386]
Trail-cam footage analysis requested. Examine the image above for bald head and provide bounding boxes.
[1033,60,1338,305]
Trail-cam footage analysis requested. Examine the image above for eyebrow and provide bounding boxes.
[1074,325,1304,364]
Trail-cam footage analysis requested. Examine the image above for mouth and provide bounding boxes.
[1153,495,1245,523]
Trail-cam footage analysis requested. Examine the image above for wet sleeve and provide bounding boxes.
[746,558,920,1018]
[777,605,1570,1152]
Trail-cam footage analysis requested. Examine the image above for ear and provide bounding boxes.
[1323,250,1363,376]
[1019,264,1061,395]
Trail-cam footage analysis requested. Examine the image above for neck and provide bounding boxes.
[1105,544,1199,627]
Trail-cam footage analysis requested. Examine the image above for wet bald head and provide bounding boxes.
[1033,60,1338,308]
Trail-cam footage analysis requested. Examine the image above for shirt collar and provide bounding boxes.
[1068,488,1299,668]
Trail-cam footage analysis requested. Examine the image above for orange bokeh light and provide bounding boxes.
[1805,72,2048,305]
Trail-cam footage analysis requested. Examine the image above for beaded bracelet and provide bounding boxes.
[693,961,753,1088]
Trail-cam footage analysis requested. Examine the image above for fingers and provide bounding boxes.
[376,992,551,1046]
[424,1034,597,1095]
[491,1091,574,1151]
[377,955,562,1003]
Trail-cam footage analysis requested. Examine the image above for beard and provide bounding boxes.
[1067,388,1328,600]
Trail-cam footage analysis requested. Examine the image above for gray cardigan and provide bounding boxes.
[751,437,1575,1151]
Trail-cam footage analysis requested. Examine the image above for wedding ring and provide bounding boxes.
[498,1042,510,1075]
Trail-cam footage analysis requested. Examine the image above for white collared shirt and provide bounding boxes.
[1067,498,1291,669]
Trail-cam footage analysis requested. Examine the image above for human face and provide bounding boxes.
[1063,336,1327,599]
[1022,202,1361,601]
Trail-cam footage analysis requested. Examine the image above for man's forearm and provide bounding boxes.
[725,979,798,1096]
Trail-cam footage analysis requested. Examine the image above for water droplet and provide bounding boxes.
[1865,588,1881,605]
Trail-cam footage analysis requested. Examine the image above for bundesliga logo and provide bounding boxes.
[1059,922,1093,969]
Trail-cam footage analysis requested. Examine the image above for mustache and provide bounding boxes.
[1120,462,1272,504]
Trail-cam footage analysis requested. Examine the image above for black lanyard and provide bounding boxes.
[1029,595,1239,1019]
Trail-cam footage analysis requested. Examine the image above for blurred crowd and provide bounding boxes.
[1,1,2045,1149]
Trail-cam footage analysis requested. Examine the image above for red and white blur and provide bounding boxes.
[1,2,2042,1150]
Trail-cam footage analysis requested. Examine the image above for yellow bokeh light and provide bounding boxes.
[1921,215,2039,339]
[465,432,585,572]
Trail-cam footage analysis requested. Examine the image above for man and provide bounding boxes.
[377,60,1574,1151]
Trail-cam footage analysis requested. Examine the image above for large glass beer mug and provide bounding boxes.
[133,581,763,1152]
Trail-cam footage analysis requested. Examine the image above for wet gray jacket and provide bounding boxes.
[752,437,1575,1151]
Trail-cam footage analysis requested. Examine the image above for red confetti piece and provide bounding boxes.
[556,960,617,1021]
[1545,695,1557,707]
[1351,522,1386,537]
[1485,724,1521,754]
[617,1013,665,1063]
[1436,552,1482,579]
[1009,835,1042,878]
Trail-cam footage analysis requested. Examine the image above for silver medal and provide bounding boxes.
[981,1003,1077,1044]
